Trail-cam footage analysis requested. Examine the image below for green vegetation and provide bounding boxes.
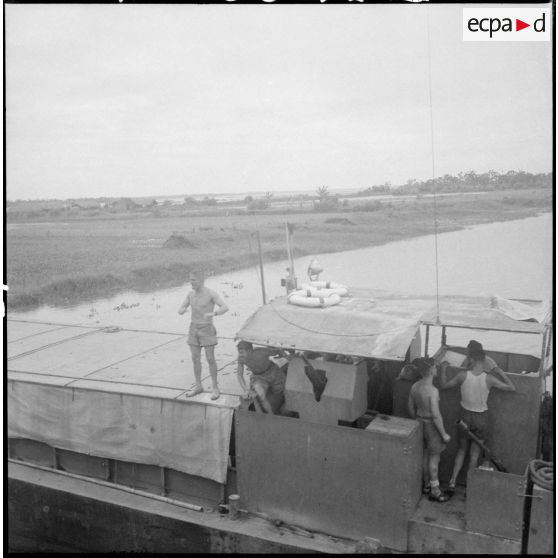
[6,187,551,311]
[358,170,552,196]
[7,171,551,222]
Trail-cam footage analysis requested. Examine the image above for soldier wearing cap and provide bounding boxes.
[439,339,516,495]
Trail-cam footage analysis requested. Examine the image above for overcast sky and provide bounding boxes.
[5,3,553,200]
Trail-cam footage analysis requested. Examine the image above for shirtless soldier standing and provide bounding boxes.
[178,271,229,399]
[408,357,451,502]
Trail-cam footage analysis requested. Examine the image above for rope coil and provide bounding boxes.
[527,459,553,492]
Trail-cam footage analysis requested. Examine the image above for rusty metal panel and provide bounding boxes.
[527,485,554,554]
[466,468,524,540]
[235,410,422,551]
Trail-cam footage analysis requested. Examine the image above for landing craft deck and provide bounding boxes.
[7,288,553,553]
[8,320,242,484]
[7,319,362,553]
[7,319,243,398]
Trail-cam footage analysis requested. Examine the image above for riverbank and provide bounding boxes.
[7,188,551,310]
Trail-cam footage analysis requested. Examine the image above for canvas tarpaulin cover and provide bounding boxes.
[236,290,431,361]
[8,382,234,484]
[236,290,550,360]
[420,295,550,333]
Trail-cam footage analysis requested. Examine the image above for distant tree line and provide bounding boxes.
[183,196,218,206]
[358,170,552,196]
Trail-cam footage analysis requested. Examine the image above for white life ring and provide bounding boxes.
[299,281,349,297]
[295,287,340,298]
[288,291,341,308]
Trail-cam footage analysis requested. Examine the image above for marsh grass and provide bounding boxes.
[7,189,551,310]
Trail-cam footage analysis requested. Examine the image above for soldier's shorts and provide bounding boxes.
[420,418,447,455]
[459,408,488,442]
[188,323,218,347]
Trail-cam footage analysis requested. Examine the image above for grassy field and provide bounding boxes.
[6,188,551,310]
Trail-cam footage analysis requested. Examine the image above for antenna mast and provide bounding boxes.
[256,230,267,304]
[284,223,297,293]
[426,6,441,325]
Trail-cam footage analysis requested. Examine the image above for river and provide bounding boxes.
[10,213,552,365]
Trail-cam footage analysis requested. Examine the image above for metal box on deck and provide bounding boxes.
[466,468,524,540]
[285,356,367,424]
[236,410,422,551]
[527,485,554,554]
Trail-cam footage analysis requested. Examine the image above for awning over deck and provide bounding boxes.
[420,295,551,334]
[236,289,431,361]
[236,289,550,360]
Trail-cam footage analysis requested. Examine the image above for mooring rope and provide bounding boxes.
[527,459,554,492]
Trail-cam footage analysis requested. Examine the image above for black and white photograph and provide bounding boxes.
[5,1,554,553]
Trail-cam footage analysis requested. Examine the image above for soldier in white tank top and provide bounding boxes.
[460,370,491,412]
[439,340,516,494]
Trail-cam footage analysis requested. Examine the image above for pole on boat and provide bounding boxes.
[256,230,267,304]
[426,5,441,325]
[285,223,297,293]
[424,324,430,357]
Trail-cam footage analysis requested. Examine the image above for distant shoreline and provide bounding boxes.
[7,188,552,311]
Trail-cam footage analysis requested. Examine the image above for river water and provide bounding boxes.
[10,213,552,361]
